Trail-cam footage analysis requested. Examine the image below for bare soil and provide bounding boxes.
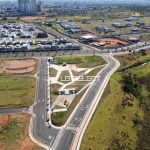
[0,59,36,74]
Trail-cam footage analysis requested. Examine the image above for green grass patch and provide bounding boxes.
[81,72,144,150]
[0,77,36,108]
[114,49,150,70]
[0,114,30,149]
[49,67,58,77]
[81,54,150,150]
[56,56,106,68]
[51,84,62,104]
[58,70,70,84]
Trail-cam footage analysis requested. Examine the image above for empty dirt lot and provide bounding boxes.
[0,59,37,74]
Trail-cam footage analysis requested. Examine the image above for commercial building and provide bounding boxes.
[37,1,43,12]
[18,0,36,13]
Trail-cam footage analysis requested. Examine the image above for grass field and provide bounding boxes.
[81,72,144,150]
[51,84,62,104]
[58,70,70,84]
[49,68,58,77]
[81,52,150,150]
[56,56,106,68]
[0,113,43,150]
[0,77,36,108]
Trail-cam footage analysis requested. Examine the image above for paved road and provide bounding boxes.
[32,58,59,147]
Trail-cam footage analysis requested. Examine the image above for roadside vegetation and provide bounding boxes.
[114,49,150,70]
[56,56,106,68]
[0,113,44,150]
[81,52,150,150]
[0,77,36,108]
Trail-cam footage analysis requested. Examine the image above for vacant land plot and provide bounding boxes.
[0,59,38,75]
[0,77,36,108]
[56,56,106,68]
[0,114,44,150]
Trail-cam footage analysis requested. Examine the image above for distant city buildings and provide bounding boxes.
[37,1,43,12]
[18,0,36,13]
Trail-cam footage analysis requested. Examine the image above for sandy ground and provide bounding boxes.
[57,97,72,107]
[15,136,34,150]
[0,59,36,74]
[95,38,129,47]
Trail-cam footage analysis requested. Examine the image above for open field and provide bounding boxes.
[0,58,38,75]
[0,77,36,108]
[81,51,150,150]
[114,49,150,70]
[56,56,106,68]
[52,87,88,126]
[0,113,44,150]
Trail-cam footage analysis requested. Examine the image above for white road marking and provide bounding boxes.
[50,137,55,145]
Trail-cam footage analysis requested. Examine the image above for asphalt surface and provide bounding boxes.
[32,58,59,147]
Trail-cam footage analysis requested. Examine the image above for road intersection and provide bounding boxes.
[0,52,120,150]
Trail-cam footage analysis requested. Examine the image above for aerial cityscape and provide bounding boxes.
[0,0,150,150]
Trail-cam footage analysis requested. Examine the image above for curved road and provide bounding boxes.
[0,54,117,150]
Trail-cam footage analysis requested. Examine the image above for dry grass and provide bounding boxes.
[114,49,150,70]
[0,113,44,150]
[0,77,36,108]
[51,84,62,104]
[49,67,58,77]
[81,72,144,150]
[58,70,71,84]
